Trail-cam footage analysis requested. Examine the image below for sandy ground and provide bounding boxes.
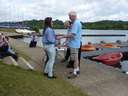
[9,38,128,96]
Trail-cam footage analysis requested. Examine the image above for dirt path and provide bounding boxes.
[10,38,128,96]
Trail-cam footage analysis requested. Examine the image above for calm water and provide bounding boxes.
[22,29,128,47]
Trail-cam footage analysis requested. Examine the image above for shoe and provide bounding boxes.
[67,74,77,79]
[69,71,80,75]
[76,71,80,75]
[48,76,57,79]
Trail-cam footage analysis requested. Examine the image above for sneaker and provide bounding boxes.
[68,71,80,75]
[48,76,57,79]
[76,71,80,75]
[67,74,77,79]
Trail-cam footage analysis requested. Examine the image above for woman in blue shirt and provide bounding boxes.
[42,17,56,79]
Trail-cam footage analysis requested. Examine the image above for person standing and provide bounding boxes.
[62,11,82,78]
[42,17,56,79]
[61,21,72,63]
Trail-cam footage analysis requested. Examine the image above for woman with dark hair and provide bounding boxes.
[42,17,56,79]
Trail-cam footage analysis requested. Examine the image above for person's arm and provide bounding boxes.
[0,42,4,47]
[4,38,9,45]
[64,21,79,39]
[63,33,75,38]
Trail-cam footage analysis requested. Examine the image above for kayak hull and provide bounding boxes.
[81,45,96,51]
[93,52,123,66]
[101,44,118,48]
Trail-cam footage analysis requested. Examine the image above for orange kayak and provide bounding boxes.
[81,44,96,51]
[101,44,118,48]
[93,52,123,66]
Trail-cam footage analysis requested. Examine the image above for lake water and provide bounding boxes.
[22,29,128,47]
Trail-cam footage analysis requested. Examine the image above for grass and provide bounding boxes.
[0,62,88,96]
[0,28,16,33]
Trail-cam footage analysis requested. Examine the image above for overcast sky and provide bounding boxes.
[0,0,128,22]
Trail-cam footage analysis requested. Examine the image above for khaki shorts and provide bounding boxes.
[70,48,79,61]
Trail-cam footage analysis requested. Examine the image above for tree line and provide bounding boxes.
[83,20,128,30]
[24,20,128,32]
[1,20,128,32]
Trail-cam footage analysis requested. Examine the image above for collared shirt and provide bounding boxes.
[68,19,82,48]
[42,27,56,45]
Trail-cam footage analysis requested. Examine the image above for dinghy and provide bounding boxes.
[93,52,123,66]
[81,44,96,51]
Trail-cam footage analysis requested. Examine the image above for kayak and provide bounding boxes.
[93,52,123,66]
[101,44,118,48]
[81,44,96,51]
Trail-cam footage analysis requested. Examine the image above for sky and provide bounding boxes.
[0,0,128,22]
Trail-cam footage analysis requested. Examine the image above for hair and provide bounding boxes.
[68,11,77,16]
[64,20,72,27]
[3,36,9,41]
[43,17,52,35]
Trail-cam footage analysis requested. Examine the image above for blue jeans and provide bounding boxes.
[43,44,56,77]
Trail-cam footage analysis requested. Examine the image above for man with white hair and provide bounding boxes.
[62,11,82,78]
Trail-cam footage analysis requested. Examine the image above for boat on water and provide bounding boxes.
[81,44,96,51]
[93,52,123,66]
[101,43,118,48]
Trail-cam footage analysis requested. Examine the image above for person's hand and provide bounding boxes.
[62,44,67,47]
[56,36,63,40]
[57,44,61,49]
[62,41,67,46]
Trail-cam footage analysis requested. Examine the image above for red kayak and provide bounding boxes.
[93,52,123,66]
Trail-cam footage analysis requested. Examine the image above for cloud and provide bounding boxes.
[0,0,128,22]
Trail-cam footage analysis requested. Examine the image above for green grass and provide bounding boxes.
[0,62,88,96]
[0,28,16,33]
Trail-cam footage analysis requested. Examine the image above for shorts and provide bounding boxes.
[70,48,79,61]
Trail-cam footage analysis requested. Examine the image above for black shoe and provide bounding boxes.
[48,76,57,79]
[76,71,80,75]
